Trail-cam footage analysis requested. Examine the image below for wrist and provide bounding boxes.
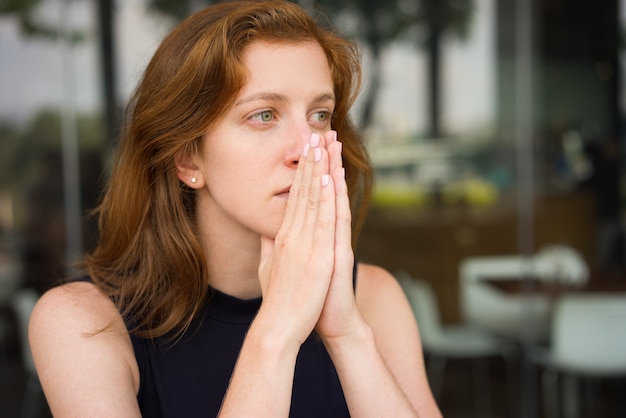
[220,307,302,417]
[321,316,375,358]
[247,308,303,358]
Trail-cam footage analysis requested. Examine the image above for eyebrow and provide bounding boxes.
[235,92,336,106]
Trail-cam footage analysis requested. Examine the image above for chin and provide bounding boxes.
[256,217,282,240]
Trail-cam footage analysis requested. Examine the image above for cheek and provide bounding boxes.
[203,156,262,200]
[201,138,280,198]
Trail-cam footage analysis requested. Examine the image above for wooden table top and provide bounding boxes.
[483,273,626,295]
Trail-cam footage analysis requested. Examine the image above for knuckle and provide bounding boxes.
[338,210,351,223]
[337,212,352,222]
[315,218,332,231]
[277,232,295,250]
[276,228,293,243]
[288,190,299,203]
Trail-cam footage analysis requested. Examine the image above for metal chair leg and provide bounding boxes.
[472,357,491,418]
[562,374,580,418]
[427,354,447,402]
[542,368,560,418]
[21,374,45,418]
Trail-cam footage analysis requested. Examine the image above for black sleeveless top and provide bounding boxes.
[75,270,356,417]
[131,289,350,417]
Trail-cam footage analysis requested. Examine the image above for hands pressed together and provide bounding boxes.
[258,130,360,347]
[218,130,434,417]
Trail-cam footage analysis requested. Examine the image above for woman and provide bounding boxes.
[29,1,441,416]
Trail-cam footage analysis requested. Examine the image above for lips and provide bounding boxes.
[276,186,292,198]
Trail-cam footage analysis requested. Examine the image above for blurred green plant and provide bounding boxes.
[0,0,85,41]
[1,0,475,136]
[0,110,104,186]
[145,0,474,132]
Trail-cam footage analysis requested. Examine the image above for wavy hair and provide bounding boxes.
[83,0,373,341]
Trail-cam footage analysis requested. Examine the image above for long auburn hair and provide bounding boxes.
[83,0,373,341]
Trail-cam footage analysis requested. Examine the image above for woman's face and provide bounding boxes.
[189,40,335,240]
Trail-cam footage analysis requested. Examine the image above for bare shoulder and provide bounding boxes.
[32,280,121,328]
[30,281,141,416]
[355,263,406,313]
[354,262,415,338]
[30,279,134,361]
[30,280,132,349]
[355,263,441,416]
[30,280,136,369]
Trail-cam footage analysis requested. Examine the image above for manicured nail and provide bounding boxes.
[340,168,345,178]
[331,130,337,142]
[314,147,322,162]
[310,133,320,147]
[303,143,310,157]
[321,174,330,187]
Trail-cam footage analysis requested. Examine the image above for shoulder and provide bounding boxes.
[354,263,416,338]
[30,280,137,369]
[355,263,406,313]
[31,280,124,336]
[354,262,420,361]
[30,281,141,415]
[355,263,441,415]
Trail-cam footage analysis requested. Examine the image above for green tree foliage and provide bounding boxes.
[1,0,474,133]
[1,110,104,186]
[0,0,85,41]
[146,0,474,131]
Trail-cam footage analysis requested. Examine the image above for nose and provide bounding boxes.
[283,123,313,168]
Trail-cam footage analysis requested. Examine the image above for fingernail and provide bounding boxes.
[331,130,337,142]
[303,143,310,157]
[314,147,322,162]
[310,133,320,147]
[340,168,345,178]
[321,174,330,187]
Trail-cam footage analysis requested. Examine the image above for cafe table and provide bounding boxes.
[470,272,626,342]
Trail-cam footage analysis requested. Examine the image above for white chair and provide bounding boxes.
[459,246,589,343]
[536,293,626,418]
[534,245,589,286]
[459,254,552,341]
[396,271,518,418]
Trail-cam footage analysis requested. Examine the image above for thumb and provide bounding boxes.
[259,235,275,262]
[258,235,275,281]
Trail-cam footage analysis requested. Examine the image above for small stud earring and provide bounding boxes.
[191,176,197,184]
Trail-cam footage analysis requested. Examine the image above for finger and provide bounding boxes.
[324,129,337,146]
[332,166,353,271]
[327,136,343,176]
[258,235,275,292]
[280,134,318,236]
[289,134,328,238]
[258,235,275,273]
[325,133,351,273]
[310,167,337,267]
[300,140,330,237]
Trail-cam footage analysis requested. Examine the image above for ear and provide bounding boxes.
[175,150,205,189]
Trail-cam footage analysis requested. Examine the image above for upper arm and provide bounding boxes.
[355,264,440,416]
[29,282,141,418]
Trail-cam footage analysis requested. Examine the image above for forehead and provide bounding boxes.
[239,40,333,93]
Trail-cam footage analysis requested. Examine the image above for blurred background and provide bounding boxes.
[1,0,625,417]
